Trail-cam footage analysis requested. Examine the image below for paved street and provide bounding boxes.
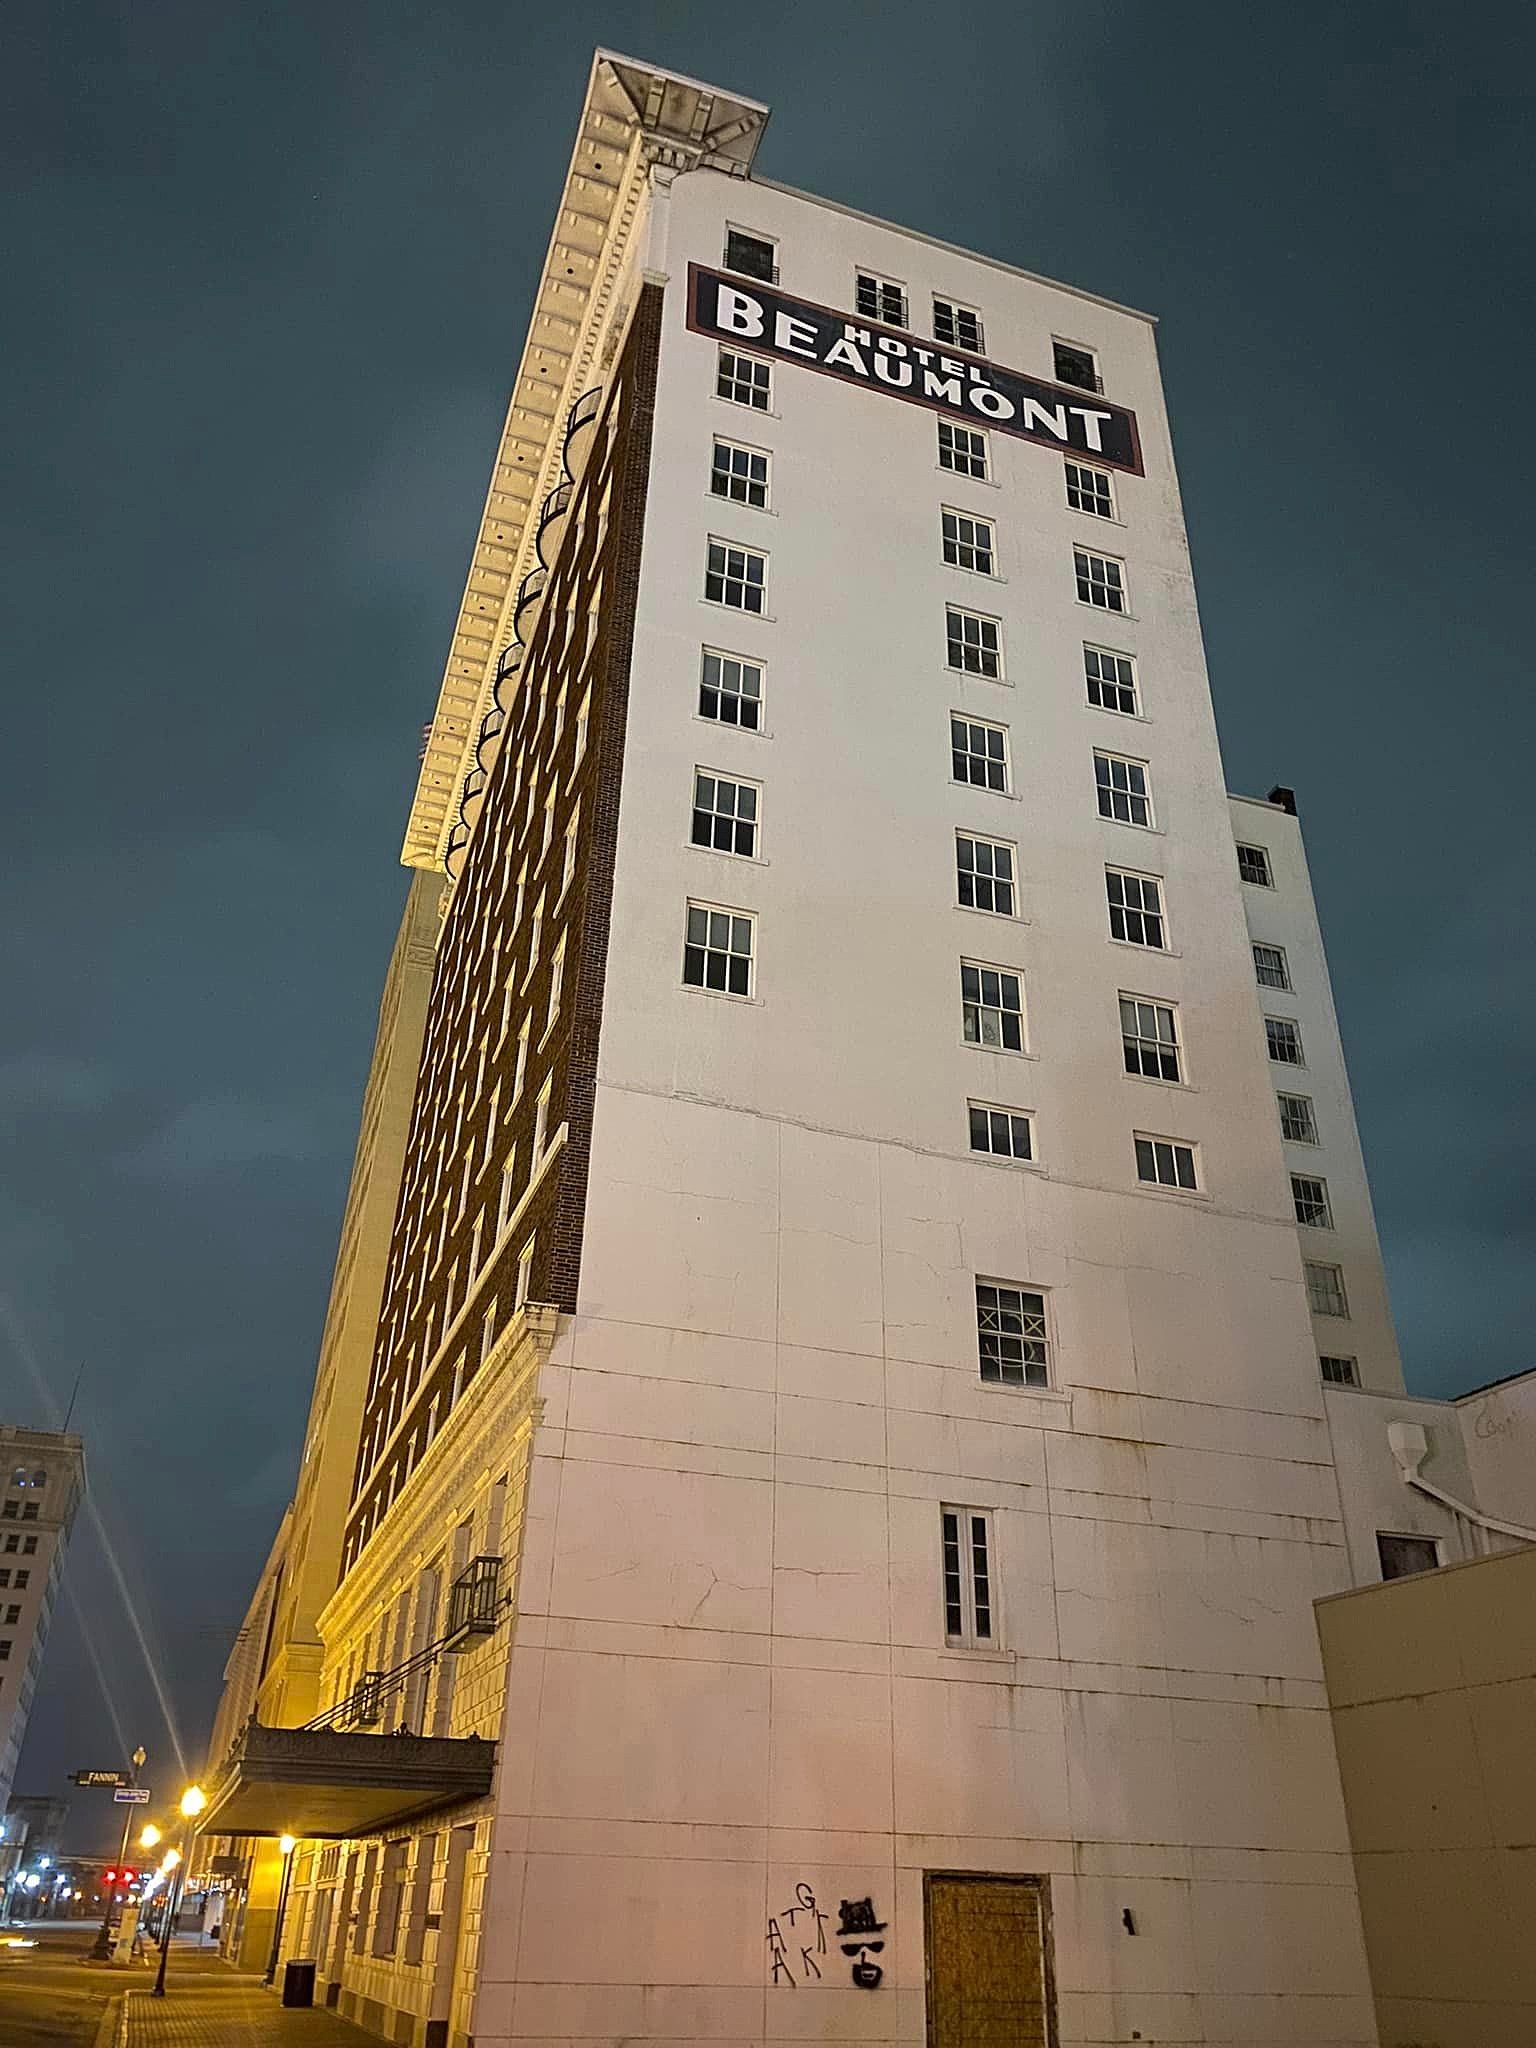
[0,1923,378,2047]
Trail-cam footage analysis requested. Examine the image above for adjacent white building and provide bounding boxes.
[202,53,1532,2048]
[0,1427,85,1817]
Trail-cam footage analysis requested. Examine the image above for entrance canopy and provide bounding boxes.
[202,1721,495,1838]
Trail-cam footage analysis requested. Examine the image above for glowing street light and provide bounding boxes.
[262,1834,300,1987]
[152,1787,207,1998]
[139,1824,162,1853]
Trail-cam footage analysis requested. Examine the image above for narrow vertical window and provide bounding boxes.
[515,1236,536,1310]
[941,1507,996,1644]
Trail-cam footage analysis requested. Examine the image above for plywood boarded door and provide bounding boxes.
[925,1873,1056,2048]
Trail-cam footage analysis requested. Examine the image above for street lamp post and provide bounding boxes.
[262,1836,298,1987]
[150,1786,205,1999]
[88,1744,147,1961]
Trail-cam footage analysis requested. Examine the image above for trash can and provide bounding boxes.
[282,1958,317,2008]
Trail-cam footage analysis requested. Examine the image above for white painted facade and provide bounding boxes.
[0,1428,84,1817]
[471,169,1383,2048]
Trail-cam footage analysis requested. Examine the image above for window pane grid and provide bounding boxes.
[962,962,1023,1051]
[1305,1261,1349,1317]
[1065,461,1114,517]
[1320,1355,1359,1387]
[1095,750,1152,826]
[1237,843,1273,886]
[716,348,771,410]
[968,1101,1033,1160]
[1135,1134,1198,1190]
[710,439,769,506]
[856,272,907,325]
[683,903,754,997]
[1266,1017,1304,1065]
[951,715,1008,791]
[1120,996,1181,1081]
[934,299,984,351]
[1291,1174,1333,1228]
[942,508,995,575]
[938,422,988,479]
[1253,943,1290,989]
[970,1515,992,1638]
[699,649,763,729]
[946,605,1002,677]
[1106,868,1165,947]
[1054,341,1100,391]
[1085,645,1138,714]
[1074,546,1127,612]
[1278,1093,1318,1143]
[976,1281,1050,1387]
[705,539,766,613]
[941,1510,964,1637]
[692,772,759,857]
[956,834,1016,915]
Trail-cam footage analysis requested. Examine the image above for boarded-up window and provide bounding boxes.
[925,1873,1055,2048]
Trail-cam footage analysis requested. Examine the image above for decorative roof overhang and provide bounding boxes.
[401,50,770,872]
[201,1720,497,1839]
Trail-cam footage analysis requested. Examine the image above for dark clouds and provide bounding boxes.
[2,0,1532,1841]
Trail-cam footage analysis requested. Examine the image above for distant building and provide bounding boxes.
[0,1428,84,1816]
[202,50,1534,2048]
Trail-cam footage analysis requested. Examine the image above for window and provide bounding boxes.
[933,298,984,351]
[938,420,988,480]
[941,1507,995,1644]
[1377,1531,1439,1581]
[1106,868,1165,948]
[724,227,776,282]
[1265,1016,1304,1065]
[716,346,772,411]
[1,1504,13,1521]
[956,833,1016,915]
[945,605,1002,678]
[562,810,579,894]
[497,1162,517,1238]
[1085,644,1138,716]
[1053,339,1101,391]
[968,1101,1033,1161]
[941,507,996,575]
[1278,1093,1318,1144]
[1305,1260,1349,1317]
[683,903,755,997]
[692,770,759,857]
[22,1536,35,1555]
[1094,750,1152,827]
[976,1280,1050,1387]
[1320,1355,1359,1387]
[1065,461,1114,518]
[546,935,565,1033]
[12,1571,26,1589]
[0,1571,7,1587]
[512,1019,529,1101]
[0,1642,9,1661]
[1120,996,1181,1082]
[710,438,769,508]
[2,1606,16,1626]
[479,1300,499,1365]
[1252,942,1290,989]
[1074,545,1127,612]
[950,714,1008,792]
[1135,1133,1199,1191]
[533,1077,552,1162]
[515,1236,536,1310]
[704,538,766,613]
[1237,842,1273,886]
[699,648,763,730]
[855,271,907,326]
[1291,1174,1333,1228]
[961,961,1024,1051]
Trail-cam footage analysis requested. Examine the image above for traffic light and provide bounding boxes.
[104,1869,116,1883]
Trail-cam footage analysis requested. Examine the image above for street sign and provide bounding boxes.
[113,1788,151,1804]
[72,1770,130,1788]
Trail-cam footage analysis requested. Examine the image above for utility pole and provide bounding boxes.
[87,1746,146,1962]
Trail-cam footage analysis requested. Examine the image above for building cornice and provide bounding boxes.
[401,50,769,873]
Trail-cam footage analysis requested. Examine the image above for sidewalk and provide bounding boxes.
[116,1942,378,2046]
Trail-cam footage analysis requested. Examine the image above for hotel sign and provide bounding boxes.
[687,264,1143,475]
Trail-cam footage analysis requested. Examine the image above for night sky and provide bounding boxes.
[5,2,1533,1844]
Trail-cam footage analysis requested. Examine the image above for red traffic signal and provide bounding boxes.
[104,1869,116,1883]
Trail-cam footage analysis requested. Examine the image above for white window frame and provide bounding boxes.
[691,768,761,859]
[1291,1173,1334,1229]
[1052,337,1102,392]
[698,646,765,732]
[545,933,565,1038]
[956,831,1017,917]
[1094,749,1154,828]
[1084,643,1139,716]
[950,712,1010,793]
[1074,545,1129,613]
[941,1505,998,1646]
[1252,942,1290,990]
[941,505,997,576]
[682,900,756,1000]
[1106,866,1167,949]
[716,346,773,412]
[945,604,1004,679]
[515,1235,536,1310]
[938,420,989,480]
[961,958,1026,1054]
[704,536,768,614]
[533,1077,552,1163]
[975,1278,1051,1388]
[933,297,985,353]
[1278,1092,1318,1144]
[1320,1355,1359,1387]
[1065,460,1115,519]
[1135,1132,1200,1193]
[967,1100,1034,1163]
[1120,993,1182,1083]
[709,435,771,509]
[855,269,908,327]
[1265,1016,1305,1066]
[1305,1260,1350,1318]
[723,225,778,282]
[1237,842,1274,887]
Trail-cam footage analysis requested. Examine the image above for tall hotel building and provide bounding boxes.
[206,52,1510,2048]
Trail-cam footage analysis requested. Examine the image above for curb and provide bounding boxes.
[91,1990,126,2048]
